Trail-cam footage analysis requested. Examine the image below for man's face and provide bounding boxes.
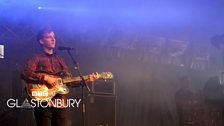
[40,32,56,49]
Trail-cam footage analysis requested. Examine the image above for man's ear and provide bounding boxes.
[39,39,44,45]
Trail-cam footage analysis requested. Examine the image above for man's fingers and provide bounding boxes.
[51,82,56,86]
[95,72,99,79]
[88,73,99,82]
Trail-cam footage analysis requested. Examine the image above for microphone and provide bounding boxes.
[58,46,75,51]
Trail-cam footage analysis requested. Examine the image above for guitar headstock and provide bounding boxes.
[99,72,113,80]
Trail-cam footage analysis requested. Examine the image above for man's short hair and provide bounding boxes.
[37,27,53,41]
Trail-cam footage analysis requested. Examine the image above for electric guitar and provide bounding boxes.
[26,71,113,101]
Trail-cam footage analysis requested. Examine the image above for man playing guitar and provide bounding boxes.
[21,27,97,126]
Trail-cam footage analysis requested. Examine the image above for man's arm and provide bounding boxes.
[21,54,44,83]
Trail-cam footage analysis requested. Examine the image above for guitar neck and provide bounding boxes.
[62,75,89,84]
[61,72,113,84]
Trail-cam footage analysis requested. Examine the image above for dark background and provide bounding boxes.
[1,0,224,126]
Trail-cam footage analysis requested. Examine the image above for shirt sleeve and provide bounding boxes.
[21,54,44,83]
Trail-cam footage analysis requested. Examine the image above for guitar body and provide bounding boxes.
[26,71,70,101]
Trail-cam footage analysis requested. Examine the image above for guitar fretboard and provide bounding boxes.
[62,75,89,84]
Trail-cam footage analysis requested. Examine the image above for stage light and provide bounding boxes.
[37,6,42,10]
[0,45,4,59]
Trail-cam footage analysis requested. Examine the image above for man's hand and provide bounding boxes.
[43,75,57,86]
[87,72,100,82]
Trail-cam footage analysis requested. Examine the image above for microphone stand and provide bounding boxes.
[67,50,91,126]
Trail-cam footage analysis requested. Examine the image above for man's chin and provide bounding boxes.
[46,46,55,49]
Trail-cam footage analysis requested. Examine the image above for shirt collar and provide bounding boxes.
[42,51,57,56]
